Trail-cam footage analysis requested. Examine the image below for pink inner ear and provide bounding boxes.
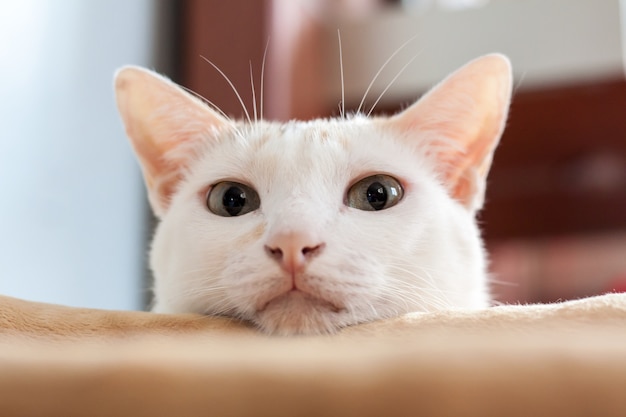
[115,66,230,217]
[390,54,512,211]
[441,102,505,201]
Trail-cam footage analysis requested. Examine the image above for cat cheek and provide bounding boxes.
[232,222,266,247]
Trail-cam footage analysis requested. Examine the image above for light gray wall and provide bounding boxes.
[0,0,157,310]
[331,0,624,105]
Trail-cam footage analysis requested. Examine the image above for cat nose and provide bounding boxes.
[264,231,325,274]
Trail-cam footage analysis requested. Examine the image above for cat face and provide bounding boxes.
[115,54,512,335]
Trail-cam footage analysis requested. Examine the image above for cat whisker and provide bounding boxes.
[357,34,418,115]
[384,282,446,311]
[337,29,345,119]
[175,286,227,300]
[385,263,435,286]
[383,265,457,310]
[249,60,258,124]
[409,264,455,275]
[375,290,411,315]
[179,86,231,122]
[488,277,518,287]
[179,85,245,140]
[513,69,528,95]
[366,53,420,117]
[177,268,222,280]
[203,299,236,317]
[164,284,236,317]
[414,266,455,306]
[176,280,223,290]
[387,260,461,291]
[260,37,270,121]
[200,55,252,124]
[365,301,379,318]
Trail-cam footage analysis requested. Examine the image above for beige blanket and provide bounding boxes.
[1,293,625,417]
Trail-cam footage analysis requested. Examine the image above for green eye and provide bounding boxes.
[207,182,260,217]
[347,175,404,211]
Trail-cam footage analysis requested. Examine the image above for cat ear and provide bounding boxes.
[115,66,230,217]
[389,54,512,212]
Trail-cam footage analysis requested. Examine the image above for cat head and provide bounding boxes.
[115,54,512,335]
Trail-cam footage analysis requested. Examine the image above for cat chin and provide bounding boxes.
[253,290,350,335]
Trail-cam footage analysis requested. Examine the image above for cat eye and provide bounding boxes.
[206,181,260,217]
[347,175,404,211]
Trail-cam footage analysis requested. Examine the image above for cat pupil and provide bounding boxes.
[223,186,246,216]
[366,182,387,210]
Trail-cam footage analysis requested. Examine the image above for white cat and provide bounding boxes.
[115,54,512,335]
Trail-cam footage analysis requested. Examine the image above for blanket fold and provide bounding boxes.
[1,293,625,417]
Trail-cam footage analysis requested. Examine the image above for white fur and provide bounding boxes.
[115,54,512,335]
[150,117,489,335]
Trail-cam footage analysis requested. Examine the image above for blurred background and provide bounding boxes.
[1,0,625,310]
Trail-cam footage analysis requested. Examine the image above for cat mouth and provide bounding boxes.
[257,289,344,314]
[253,289,348,335]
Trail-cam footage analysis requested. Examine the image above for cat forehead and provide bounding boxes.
[237,117,372,148]
[191,116,425,180]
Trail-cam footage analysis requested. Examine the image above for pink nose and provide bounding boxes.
[264,231,325,275]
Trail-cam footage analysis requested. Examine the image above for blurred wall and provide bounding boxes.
[0,1,158,310]
[328,0,624,108]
